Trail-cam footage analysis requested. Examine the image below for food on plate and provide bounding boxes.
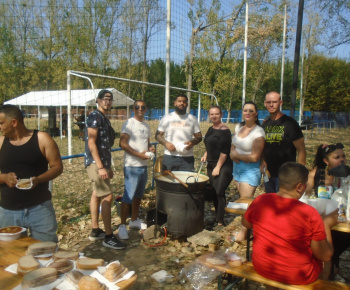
[206,257,226,265]
[65,270,84,287]
[76,257,105,270]
[0,226,22,234]
[78,276,107,290]
[47,258,73,275]
[26,241,57,256]
[17,255,40,275]
[16,179,32,189]
[21,267,57,288]
[53,251,79,261]
[104,262,128,282]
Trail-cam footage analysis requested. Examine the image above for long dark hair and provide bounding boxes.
[313,143,345,169]
[240,101,260,126]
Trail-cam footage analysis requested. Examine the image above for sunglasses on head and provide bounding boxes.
[324,143,344,155]
[134,105,146,110]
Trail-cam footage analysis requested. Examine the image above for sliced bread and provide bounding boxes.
[21,267,57,288]
[17,255,39,275]
[26,241,57,256]
[53,251,79,261]
[76,257,105,270]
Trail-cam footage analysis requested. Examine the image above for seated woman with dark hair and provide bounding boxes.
[306,143,350,282]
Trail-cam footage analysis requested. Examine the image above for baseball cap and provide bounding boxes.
[96,89,113,103]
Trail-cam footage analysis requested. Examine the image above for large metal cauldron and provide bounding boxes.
[155,171,209,237]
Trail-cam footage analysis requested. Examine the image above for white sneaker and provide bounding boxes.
[118,224,129,240]
[129,218,143,229]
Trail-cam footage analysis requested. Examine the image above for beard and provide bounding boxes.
[174,106,187,115]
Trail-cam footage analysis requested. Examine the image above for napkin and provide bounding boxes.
[226,202,248,210]
[175,141,188,153]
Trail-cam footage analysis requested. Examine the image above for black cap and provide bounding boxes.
[96,89,113,103]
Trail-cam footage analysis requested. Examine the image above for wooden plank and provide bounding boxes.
[116,274,137,289]
[197,252,350,290]
[332,222,350,233]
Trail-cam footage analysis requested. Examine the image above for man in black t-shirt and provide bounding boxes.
[261,91,306,193]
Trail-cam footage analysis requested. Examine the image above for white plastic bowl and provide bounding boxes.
[0,226,26,241]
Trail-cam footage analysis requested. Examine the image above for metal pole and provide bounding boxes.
[165,0,171,114]
[299,32,305,126]
[280,3,287,109]
[67,70,72,162]
[197,94,201,122]
[290,0,304,118]
[242,0,249,107]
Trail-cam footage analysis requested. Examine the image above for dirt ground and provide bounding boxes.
[53,127,350,289]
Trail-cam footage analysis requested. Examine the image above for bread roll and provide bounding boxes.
[17,255,39,275]
[104,263,125,282]
[53,251,79,261]
[47,258,73,275]
[65,270,84,287]
[76,257,105,270]
[26,241,57,256]
[21,267,57,288]
[78,276,107,290]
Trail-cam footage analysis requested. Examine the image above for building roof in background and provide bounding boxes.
[4,88,135,107]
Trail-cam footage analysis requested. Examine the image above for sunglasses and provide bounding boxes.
[323,143,344,155]
[134,105,146,110]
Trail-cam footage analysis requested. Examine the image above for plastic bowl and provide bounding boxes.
[0,226,26,241]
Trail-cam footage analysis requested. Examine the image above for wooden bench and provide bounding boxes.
[197,252,350,290]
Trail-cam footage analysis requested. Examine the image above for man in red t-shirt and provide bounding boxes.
[242,162,338,285]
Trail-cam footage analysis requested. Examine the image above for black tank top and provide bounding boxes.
[0,130,50,209]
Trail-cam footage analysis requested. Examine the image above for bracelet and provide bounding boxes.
[98,167,104,170]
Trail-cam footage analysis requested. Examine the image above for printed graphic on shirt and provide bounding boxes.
[264,125,284,144]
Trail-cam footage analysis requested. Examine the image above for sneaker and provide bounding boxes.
[129,218,143,229]
[118,224,129,240]
[89,228,105,241]
[102,235,126,250]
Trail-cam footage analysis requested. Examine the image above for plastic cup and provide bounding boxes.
[316,198,326,215]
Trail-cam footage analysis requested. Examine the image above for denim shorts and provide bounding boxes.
[122,166,148,204]
[0,200,58,242]
[233,160,261,187]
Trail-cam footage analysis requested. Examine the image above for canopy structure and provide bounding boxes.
[4,88,135,107]
[4,88,135,159]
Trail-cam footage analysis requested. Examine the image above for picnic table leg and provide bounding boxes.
[246,228,251,261]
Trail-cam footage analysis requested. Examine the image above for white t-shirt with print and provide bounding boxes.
[157,112,201,157]
[121,117,151,167]
[232,124,265,155]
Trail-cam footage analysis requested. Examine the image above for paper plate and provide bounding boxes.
[16,178,33,190]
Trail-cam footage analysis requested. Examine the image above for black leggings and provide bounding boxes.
[207,161,233,223]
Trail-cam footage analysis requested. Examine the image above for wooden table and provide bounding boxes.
[0,236,137,290]
[224,198,254,215]
[225,198,254,260]
[332,221,350,233]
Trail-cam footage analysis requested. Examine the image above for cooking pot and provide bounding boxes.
[154,171,209,193]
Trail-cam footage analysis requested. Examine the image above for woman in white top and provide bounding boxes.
[230,101,265,241]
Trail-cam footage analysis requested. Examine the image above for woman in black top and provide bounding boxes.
[306,143,349,281]
[201,106,233,228]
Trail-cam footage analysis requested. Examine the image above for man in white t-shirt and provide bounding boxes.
[155,94,202,171]
[118,100,155,239]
